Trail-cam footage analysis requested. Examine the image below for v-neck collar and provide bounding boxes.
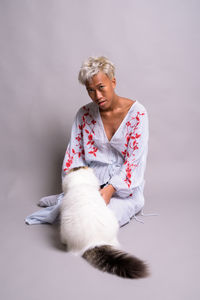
[97,100,137,142]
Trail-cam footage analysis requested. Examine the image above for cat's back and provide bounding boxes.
[60,183,119,252]
[61,183,103,208]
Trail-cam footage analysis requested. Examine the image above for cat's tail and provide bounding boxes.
[82,245,149,279]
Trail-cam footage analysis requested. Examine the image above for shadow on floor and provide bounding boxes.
[47,223,68,252]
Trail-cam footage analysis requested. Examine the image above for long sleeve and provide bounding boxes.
[108,109,149,198]
[62,109,87,179]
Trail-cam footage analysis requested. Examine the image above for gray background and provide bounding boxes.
[0,0,199,299]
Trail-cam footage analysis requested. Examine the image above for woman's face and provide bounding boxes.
[85,71,116,111]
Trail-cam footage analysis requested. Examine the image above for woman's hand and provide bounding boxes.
[100,184,115,205]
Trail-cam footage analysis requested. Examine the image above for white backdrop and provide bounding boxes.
[0,1,200,299]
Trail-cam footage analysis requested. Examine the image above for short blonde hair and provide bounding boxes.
[78,56,115,85]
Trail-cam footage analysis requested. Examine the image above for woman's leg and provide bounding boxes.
[38,194,60,207]
[107,190,144,227]
[25,193,64,225]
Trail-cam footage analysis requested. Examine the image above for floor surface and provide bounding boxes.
[1,160,199,300]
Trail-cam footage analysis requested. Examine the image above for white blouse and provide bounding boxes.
[25,100,149,227]
[62,100,149,200]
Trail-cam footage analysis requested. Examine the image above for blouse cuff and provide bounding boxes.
[108,177,133,198]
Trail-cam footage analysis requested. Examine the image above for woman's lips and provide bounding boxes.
[98,100,106,106]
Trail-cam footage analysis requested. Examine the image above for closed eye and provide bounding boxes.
[87,88,95,93]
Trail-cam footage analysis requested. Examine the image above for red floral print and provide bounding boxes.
[63,151,75,172]
[64,106,98,172]
[81,106,98,157]
[122,111,145,187]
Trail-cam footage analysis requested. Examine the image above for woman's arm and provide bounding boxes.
[62,108,87,179]
[108,109,149,198]
[100,184,116,205]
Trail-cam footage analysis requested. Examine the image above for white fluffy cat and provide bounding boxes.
[60,166,148,279]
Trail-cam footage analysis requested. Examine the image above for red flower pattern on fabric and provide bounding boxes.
[63,151,75,171]
[122,111,145,187]
[64,106,98,172]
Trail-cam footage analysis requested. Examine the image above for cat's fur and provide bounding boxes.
[60,166,149,279]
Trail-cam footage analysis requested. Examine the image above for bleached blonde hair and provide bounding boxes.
[78,56,115,85]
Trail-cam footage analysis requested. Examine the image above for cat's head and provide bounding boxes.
[62,166,99,193]
[67,166,89,174]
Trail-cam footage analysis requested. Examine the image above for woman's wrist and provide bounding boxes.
[106,184,116,196]
[100,184,116,205]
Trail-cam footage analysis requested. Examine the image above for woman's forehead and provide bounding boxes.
[86,72,110,88]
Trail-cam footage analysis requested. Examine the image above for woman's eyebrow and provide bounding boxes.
[86,82,104,89]
[96,82,104,87]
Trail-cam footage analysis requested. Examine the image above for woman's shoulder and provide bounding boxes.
[129,99,148,116]
[120,97,147,113]
[126,100,148,128]
[75,102,98,122]
[77,102,96,114]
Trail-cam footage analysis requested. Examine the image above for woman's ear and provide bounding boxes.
[111,77,116,89]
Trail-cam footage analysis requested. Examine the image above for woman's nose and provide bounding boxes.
[95,90,102,100]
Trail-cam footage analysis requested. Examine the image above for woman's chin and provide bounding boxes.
[98,100,107,108]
